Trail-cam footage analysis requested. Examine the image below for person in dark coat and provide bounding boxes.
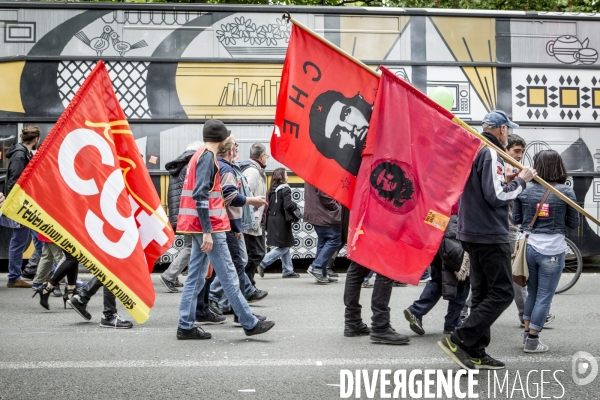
[159,142,203,292]
[5,126,42,288]
[257,168,300,278]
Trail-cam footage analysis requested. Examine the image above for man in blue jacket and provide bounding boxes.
[438,110,536,370]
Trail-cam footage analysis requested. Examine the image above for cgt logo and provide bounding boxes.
[572,351,598,386]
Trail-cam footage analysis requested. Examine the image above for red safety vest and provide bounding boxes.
[176,148,230,234]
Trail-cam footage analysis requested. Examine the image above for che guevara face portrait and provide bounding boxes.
[309,91,373,176]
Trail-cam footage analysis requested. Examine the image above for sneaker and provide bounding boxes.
[195,312,226,325]
[159,275,179,293]
[544,314,555,327]
[7,279,32,288]
[437,336,475,370]
[209,301,223,316]
[419,270,431,283]
[246,289,269,303]
[327,275,338,283]
[75,280,87,289]
[524,336,549,353]
[174,278,183,287]
[306,266,317,279]
[282,272,300,278]
[362,281,374,288]
[392,281,407,287]
[100,313,133,329]
[471,353,506,369]
[443,330,453,335]
[257,263,265,278]
[327,268,339,277]
[312,272,330,284]
[233,314,267,327]
[403,309,425,335]
[520,321,525,328]
[177,326,211,340]
[370,327,410,345]
[244,320,275,336]
[52,284,63,298]
[344,322,371,337]
[67,295,92,321]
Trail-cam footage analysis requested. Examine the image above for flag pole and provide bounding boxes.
[285,13,600,227]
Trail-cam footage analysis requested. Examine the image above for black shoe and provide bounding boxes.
[159,275,179,293]
[67,295,92,321]
[327,268,339,277]
[282,272,300,278]
[195,312,226,325]
[100,313,133,329]
[32,282,52,310]
[403,309,425,335]
[393,281,407,287]
[370,327,410,345]
[247,289,269,303]
[233,314,267,327]
[437,336,475,370]
[244,320,275,336]
[344,322,371,337]
[471,353,505,370]
[209,301,223,316]
[312,272,330,284]
[52,283,63,298]
[177,326,211,340]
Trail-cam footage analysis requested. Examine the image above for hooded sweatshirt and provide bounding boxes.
[4,143,33,196]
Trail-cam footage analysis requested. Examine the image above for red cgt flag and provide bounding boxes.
[0,61,173,323]
[271,24,379,208]
[348,67,481,285]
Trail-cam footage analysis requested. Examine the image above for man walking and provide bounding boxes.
[438,111,536,369]
[176,120,274,339]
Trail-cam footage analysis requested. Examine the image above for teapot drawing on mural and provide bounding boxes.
[546,35,598,65]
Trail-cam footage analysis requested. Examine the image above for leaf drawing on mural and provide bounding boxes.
[546,35,598,65]
[75,26,148,57]
[216,17,291,57]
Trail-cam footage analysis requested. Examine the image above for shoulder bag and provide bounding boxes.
[511,186,552,287]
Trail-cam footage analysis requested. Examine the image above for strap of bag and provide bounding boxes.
[528,184,555,230]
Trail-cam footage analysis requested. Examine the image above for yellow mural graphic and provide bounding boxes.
[339,16,409,60]
[0,61,26,113]
[176,63,283,120]
[430,17,497,112]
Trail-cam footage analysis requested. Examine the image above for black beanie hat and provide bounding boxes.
[203,119,231,143]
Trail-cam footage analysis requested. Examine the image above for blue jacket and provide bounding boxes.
[512,182,580,235]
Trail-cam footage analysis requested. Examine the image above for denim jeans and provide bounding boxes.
[178,232,257,330]
[408,254,469,332]
[8,226,32,282]
[523,245,564,332]
[312,225,342,276]
[260,247,294,276]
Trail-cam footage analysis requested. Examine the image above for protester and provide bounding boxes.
[438,110,537,370]
[159,141,203,293]
[304,182,342,284]
[362,271,374,288]
[513,150,579,353]
[257,168,300,278]
[404,208,470,336]
[32,252,80,310]
[241,143,269,286]
[209,135,268,320]
[5,126,42,288]
[31,233,64,292]
[176,119,274,339]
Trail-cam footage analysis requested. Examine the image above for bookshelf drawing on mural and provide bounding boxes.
[218,78,280,106]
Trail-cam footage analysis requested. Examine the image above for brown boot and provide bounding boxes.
[7,279,32,288]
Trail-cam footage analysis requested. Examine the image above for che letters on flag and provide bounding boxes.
[0,61,173,323]
[271,24,379,208]
[347,67,481,285]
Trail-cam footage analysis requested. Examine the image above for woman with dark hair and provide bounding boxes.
[256,168,300,278]
[513,150,580,353]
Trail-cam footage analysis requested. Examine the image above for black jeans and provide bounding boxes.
[344,261,394,332]
[243,232,265,286]
[78,277,118,317]
[195,273,215,320]
[452,242,514,358]
[49,253,79,286]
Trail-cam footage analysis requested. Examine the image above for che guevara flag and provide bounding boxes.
[272,24,379,208]
[0,61,173,323]
[347,67,481,285]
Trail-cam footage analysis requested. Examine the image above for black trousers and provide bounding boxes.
[452,242,514,358]
[49,253,79,286]
[195,273,215,320]
[344,261,394,332]
[243,232,265,286]
[78,277,118,316]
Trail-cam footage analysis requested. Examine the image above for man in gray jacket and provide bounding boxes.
[241,143,269,286]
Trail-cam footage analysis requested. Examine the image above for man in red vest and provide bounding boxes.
[176,119,275,340]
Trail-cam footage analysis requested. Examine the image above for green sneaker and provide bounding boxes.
[403,309,425,335]
[470,353,506,370]
[437,336,475,370]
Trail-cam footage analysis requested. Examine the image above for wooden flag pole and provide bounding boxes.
[284,13,600,227]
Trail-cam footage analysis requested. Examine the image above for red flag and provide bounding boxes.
[0,61,173,323]
[271,24,379,208]
[348,67,481,285]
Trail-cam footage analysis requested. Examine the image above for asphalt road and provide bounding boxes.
[1,271,599,400]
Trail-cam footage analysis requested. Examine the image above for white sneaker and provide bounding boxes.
[524,336,549,353]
